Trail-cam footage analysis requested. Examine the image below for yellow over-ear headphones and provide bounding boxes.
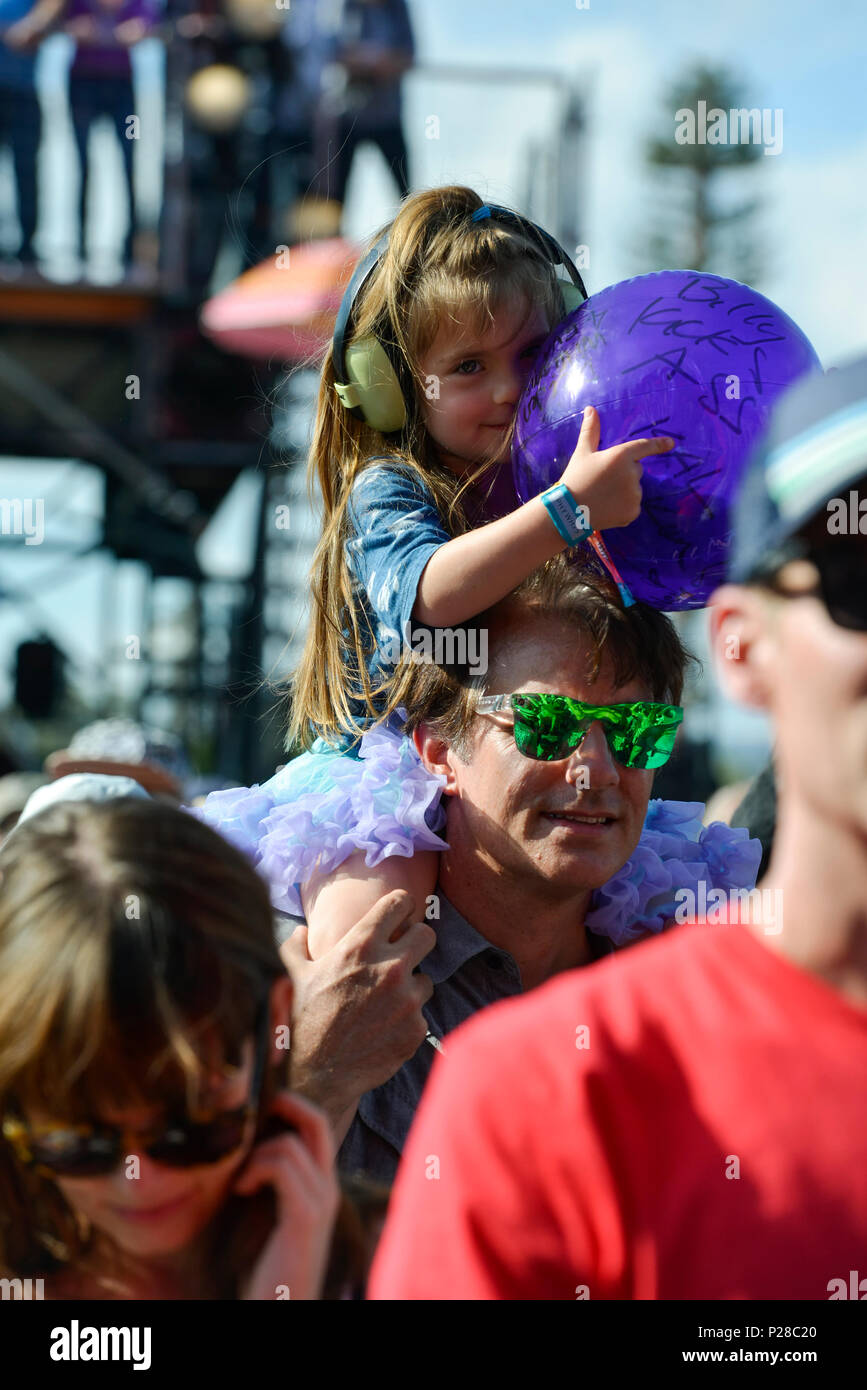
[332,203,589,436]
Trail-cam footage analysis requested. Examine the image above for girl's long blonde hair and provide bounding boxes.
[287,184,569,749]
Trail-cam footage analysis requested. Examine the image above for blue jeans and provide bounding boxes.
[69,71,137,263]
[317,118,410,204]
[0,83,41,257]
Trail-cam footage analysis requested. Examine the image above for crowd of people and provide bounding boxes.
[0,185,864,1301]
[0,0,415,283]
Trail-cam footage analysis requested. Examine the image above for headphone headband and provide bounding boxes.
[332,202,588,432]
[469,202,586,295]
[331,231,392,391]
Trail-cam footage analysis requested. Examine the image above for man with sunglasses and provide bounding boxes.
[335,555,704,1185]
[369,358,867,1299]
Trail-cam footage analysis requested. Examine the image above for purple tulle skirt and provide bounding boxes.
[195,718,449,916]
[584,799,763,946]
[196,723,762,946]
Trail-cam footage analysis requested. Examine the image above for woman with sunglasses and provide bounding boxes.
[0,797,340,1300]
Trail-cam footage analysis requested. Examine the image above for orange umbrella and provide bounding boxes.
[199,236,361,363]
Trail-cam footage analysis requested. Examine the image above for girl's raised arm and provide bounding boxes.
[414,407,675,628]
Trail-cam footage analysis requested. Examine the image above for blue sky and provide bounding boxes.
[1,0,865,770]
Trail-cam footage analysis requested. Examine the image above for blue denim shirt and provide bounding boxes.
[339,460,447,722]
[336,892,613,1186]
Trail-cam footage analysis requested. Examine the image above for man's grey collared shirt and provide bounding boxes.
[337,893,613,1186]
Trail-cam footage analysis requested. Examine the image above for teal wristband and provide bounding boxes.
[541,483,591,545]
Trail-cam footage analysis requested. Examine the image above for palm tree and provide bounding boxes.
[643,65,764,283]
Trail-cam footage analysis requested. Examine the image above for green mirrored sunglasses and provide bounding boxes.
[476,693,684,769]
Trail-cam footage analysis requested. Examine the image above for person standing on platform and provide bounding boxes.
[274,0,340,239]
[63,0,160,276]
[314,0,415,213]
[0,0,66,272]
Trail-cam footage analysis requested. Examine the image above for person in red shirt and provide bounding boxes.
[368,357,867,1301]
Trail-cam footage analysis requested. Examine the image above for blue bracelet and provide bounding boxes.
[541,483,591,545]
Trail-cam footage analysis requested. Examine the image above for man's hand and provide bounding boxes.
[282,891,435,1145]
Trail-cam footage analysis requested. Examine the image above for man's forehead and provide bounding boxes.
[485,612,651,702]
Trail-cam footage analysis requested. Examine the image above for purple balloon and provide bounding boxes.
[512,270,821,609]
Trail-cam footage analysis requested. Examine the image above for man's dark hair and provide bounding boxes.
[403,555,699,756]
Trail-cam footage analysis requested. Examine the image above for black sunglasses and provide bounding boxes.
[753,539,867,632]
[2,996,272,1178]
